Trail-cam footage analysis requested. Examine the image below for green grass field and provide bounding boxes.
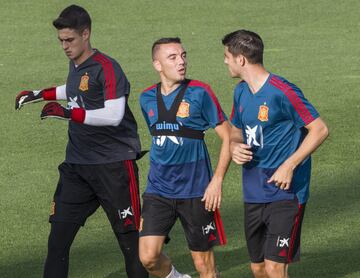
[1,0,359,277]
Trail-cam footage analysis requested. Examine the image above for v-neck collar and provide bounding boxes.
[248,73,272,96]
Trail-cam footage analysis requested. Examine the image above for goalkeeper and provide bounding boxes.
[15,5,148,278]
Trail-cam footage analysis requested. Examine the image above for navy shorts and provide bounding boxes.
[139,193,227,252]
[49,160,141,233]
[244,199,306,264]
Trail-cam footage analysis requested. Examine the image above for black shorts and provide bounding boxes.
[139,193,227,252]
[49,161,141,233]
[244,199,306,264]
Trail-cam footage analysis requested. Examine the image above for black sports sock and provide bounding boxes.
[43,222,80,278]
[115,231,149,278]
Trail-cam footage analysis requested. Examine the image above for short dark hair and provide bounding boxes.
[152,37,181,60]
[222,30,264,64]
[53,5,91,33]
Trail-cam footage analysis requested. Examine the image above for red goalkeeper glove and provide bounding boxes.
[40,102,85,123]
[15,87,56,110]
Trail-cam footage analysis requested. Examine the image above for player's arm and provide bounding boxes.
[268,117,329,189]
[199,84,231,211]
[15,84,67,110]
[230,125,253,164]
[202,120,232,211]
[40,97,126,126]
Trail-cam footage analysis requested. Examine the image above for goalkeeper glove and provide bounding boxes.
[15,87,56,110]
[40,102,85,123]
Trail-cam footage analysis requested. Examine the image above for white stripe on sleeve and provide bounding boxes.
[84,97,125,126]
[56,84,67,100]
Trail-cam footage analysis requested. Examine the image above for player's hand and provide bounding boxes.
[231,143,253,164]
[40,102,71,120]
[267,162,295,190]
[15,90,43,110]
[202,176,222,211]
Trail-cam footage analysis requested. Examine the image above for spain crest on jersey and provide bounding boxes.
[79,73,89,92]
[176,100,190,118]
[258,104,269,122]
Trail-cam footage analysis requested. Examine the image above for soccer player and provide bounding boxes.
[222,29,329,278]
[15,5,148,278]
[138,38,231,278]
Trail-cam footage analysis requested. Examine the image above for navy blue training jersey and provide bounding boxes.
[65,50,141,164]
[230,74,319,204]
[140,80,227,199]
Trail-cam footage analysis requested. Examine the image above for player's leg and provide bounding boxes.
[244,203,268,278]
[43,163,99,278]
[178,199,226,277]
[190,250,217,278]
[263,260,287,278]
[92,160,147,277]
[250,262,268,278]
[113,229,148,277]
[139,235,171,277]
[139,194,179,277]
[43,222,80,278]
[263,200,306,278]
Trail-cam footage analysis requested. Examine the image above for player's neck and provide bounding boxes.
[159,78,182,96]
[73,46,94,66]
[242,66,269,94]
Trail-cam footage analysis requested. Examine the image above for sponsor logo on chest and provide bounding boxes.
[155,121,179,132]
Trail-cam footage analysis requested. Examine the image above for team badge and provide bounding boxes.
[258,104,269,122]
[79,73,89,92]
[176,100,190,118]
[50,201,55,216]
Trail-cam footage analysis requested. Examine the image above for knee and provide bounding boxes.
[250,262,266,277]
[139,251,160,271]
[47,237,68,259]
[265,261,285,277]
[116,231,139,252]
[193,256,213,274]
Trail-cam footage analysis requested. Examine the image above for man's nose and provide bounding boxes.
[62,41,69,50]
[178,56,185,65]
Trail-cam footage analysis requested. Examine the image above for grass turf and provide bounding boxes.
[0,0,359,277]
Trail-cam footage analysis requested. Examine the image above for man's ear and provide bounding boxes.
[153,60,161,72]
[82,28,90,41]
[236,54,246,67]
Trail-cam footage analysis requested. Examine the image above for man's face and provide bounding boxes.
[224,46,240,78]
[57,28,89,62]
[153,43,187,83]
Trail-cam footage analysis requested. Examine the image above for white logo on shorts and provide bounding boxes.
[118,207,133,219]
[276,236,290,247]
[202,221,215,235]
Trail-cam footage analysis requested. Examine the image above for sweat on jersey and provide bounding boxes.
[140,80,227,199]
[230,74,319,204]
[65,50,141,164]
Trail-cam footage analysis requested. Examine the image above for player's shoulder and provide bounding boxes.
[188,79,210,89]
[140,84,157,103]
[91,50,120,68]
[233,80,247,97]
[268,74,303,96]
[141,83,157,94]
[188,79,216,96]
